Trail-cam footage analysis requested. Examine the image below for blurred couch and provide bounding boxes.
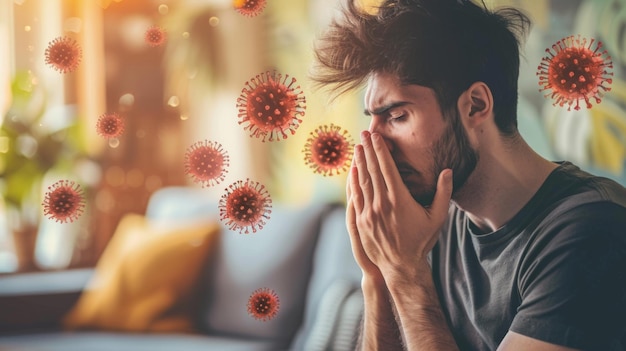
[0,186,363,351]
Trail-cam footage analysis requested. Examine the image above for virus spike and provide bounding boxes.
[184,140,230,187]
[45,36,82,74]
[537,35,613,111]
[247,288,280,321]
[96,112,125,139]
[42,180,86,223]
[219,178,272,234]
[145,25,167,47]
[236,71,306,142]
[302,123,354,176]
[233,0,267,17]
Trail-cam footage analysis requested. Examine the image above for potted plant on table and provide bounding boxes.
[1,70,89,272]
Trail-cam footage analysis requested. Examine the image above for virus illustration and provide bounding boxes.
[184,140,230,187]
[236,71,306,142]
[247,288,280,321]
[537,35,613,111]
[145,26,167,47]
[44,36,82,74]
[219,178,272,234]
[303,124,354,176]
[233,0,267,17]
[96,112,125,139]
[42,180,86,224]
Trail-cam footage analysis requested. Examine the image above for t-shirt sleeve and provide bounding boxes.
[510,201,626,350]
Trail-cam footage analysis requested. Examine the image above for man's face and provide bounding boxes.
[364,72,478,206]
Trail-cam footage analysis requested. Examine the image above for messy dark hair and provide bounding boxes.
[311,0,531,136]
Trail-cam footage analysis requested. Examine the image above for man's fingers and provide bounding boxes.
[371,132,403,193]
[430,168,453,221]
[355,144,373,207]
[349,160,364,212]
[361,131,387,195]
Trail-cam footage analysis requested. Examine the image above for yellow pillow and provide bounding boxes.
[63,213,221,333]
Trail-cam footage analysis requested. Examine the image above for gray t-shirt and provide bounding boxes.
[432,162,626,351]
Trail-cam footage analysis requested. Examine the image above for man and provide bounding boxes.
[311,0,626,350]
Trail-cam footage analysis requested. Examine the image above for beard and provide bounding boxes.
[406,110,478,207]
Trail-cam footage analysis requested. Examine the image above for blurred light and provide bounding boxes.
[158,4,169,15]
[119,93,135,107]
[126,168,144,188]
[108,138,120,148]
[27,45,34,52]
[75,159,102,187]
[182,31,190,38]
[0,136,9,153]
[145,175,162,192]
[24,25,31,32]
[209,16,220,27]
[13,0,25,5]
[180,114,189,121]
[64,17,82,33]
[167,95,180,107]
[96,189,115,212]
[105,166,125,187]
[16,135,37,158]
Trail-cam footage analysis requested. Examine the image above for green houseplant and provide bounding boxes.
[1,70,88,271]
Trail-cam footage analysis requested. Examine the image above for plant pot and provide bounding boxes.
[11,222,40,272]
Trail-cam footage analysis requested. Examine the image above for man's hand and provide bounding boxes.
[350,130,453,280]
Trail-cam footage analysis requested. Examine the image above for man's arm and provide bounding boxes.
[358,277,404,350]
[385,262,458,351]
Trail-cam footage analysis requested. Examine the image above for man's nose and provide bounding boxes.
[367,118,394,153]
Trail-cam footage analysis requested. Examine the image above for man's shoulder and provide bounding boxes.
[548,161,626,211]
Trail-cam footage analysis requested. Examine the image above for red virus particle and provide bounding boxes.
[145,26,167,47]
[96,112,125,139]
[303,124,354,176]
[42,180,86,223]
[219,178,272,234]
[44,36,82,74]
[247,288,280,321]
[236,71,306,142]
[537,35,613,111]
[233,0,267,17]
[184,140,230,187]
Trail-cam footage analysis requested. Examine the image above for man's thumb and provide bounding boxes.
[430,168,453,218]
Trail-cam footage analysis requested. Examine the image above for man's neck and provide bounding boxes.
[452,138,558,234]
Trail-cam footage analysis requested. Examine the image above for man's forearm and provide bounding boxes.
[358,277,404,351]
[387,263,459,351]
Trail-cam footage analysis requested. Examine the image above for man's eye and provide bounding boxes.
[389,114,406,122]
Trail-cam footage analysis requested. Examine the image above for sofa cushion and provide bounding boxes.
[201,200,328,348]
[63,214,221,333]
[290,204,363,351]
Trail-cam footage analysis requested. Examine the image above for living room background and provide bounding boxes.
[1,0,625,275]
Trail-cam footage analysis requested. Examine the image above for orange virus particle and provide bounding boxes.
[247,288,280,321]
[236,71,306,142]
[145,26,167,47]
[184,140,230,187]
[303,124,354,176]
[42,180,86,223]
[233,0,267,17]
[537,35,613,111]
[45,36,82,74]
[96,112,125,139]
[219,178,272,234]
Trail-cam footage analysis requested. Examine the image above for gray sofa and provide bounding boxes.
[0,186,363,351]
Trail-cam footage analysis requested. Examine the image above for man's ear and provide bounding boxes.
[458,82,493,128]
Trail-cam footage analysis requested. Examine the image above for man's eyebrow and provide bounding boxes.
[364,101,410,116]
